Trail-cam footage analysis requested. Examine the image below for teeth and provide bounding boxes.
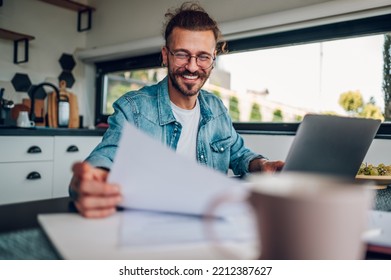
[183,75,197,80]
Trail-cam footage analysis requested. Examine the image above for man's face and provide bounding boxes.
[162,28,216,97]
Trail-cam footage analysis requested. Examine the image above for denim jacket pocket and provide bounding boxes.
[209,136,232,173]
[210,136,232,154]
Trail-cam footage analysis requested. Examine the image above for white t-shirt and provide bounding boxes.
[170,100,201,161]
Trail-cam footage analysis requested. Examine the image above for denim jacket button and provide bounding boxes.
[220,147,224,152]
[200,154,204,159]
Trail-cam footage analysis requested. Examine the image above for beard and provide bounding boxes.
[168,66,210,97]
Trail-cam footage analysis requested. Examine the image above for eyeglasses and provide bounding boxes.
[166,47,215,70]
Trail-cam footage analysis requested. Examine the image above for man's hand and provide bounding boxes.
[69,162,122,218]
[249,158,285,173]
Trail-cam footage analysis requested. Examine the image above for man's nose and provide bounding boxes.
[185,56,200,72]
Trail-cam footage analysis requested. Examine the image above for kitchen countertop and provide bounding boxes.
[0,126,106,136]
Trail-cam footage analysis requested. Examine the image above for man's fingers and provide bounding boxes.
[84,208,117,219]
[78,180,121,196]
[77,195,122,209]
[72,162,109,182]
[70,162,119,219]
[263,160,285,172]
[72,161,91,176]
[74,203,117,219]
[273,160,285,171]
[74,194,122,218]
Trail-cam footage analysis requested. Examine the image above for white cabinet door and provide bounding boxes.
[0,137,54,162]
[0,162,53,205]
[52,136,101,197]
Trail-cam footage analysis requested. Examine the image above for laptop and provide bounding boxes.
[281,115,389,251]
[282,114,381,179]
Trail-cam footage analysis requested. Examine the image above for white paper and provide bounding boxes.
[119,208,257,247]
[108,122,249,216]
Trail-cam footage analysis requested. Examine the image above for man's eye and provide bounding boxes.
[175,53,189,59]
[198,55,211,61]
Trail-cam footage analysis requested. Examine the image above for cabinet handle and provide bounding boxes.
[66,145,79,152]
[27,146,42,154]
[26,171,41,180]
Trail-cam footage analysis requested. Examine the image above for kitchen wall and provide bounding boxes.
[85,0,331,48]
[0,0,334,127]
[78,0,391,62]
[1,0,390,131]
[1,0,390,166]
[0,0,92,126]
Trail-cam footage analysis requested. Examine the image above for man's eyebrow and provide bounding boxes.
[173,48,214,56]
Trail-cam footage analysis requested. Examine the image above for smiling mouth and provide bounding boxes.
[175,69,207,82]
[182,74,198,80]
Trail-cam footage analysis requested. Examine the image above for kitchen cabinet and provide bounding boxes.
[0,161,53,205]
[0,135,101,205]
[0,136,54,205]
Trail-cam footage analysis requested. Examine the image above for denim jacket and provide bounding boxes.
[86,76,264,176]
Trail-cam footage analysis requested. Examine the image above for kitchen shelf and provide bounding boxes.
[0,28,35,64]
[38,0,96,32]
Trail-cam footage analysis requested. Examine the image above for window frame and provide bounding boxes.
[95,53,162,124]
[94,13,391,138]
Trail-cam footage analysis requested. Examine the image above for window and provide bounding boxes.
[102,68,166,115]
[95,53,164,124]
[213,34,385,122]
[95,13,391,135]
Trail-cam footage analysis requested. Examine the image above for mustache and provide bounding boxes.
[174,69,208,79]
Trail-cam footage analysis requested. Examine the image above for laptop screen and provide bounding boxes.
[282,114,381,178]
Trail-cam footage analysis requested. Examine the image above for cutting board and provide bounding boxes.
[68,92,79,128]
[47,81,79,128]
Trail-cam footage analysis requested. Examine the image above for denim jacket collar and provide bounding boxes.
[157,76,214,126]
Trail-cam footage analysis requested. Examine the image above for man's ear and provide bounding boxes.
[161,47,168,67]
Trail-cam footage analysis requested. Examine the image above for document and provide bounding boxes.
[108,122,249,216]
[39,123,256,257]
[108,123,254,247]
[119,209,257,247]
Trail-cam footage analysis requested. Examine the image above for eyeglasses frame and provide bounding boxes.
[165,46,216,70]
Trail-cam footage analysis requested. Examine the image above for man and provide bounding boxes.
[70,2,284,218]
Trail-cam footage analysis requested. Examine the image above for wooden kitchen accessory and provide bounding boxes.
[47,80,79,128]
